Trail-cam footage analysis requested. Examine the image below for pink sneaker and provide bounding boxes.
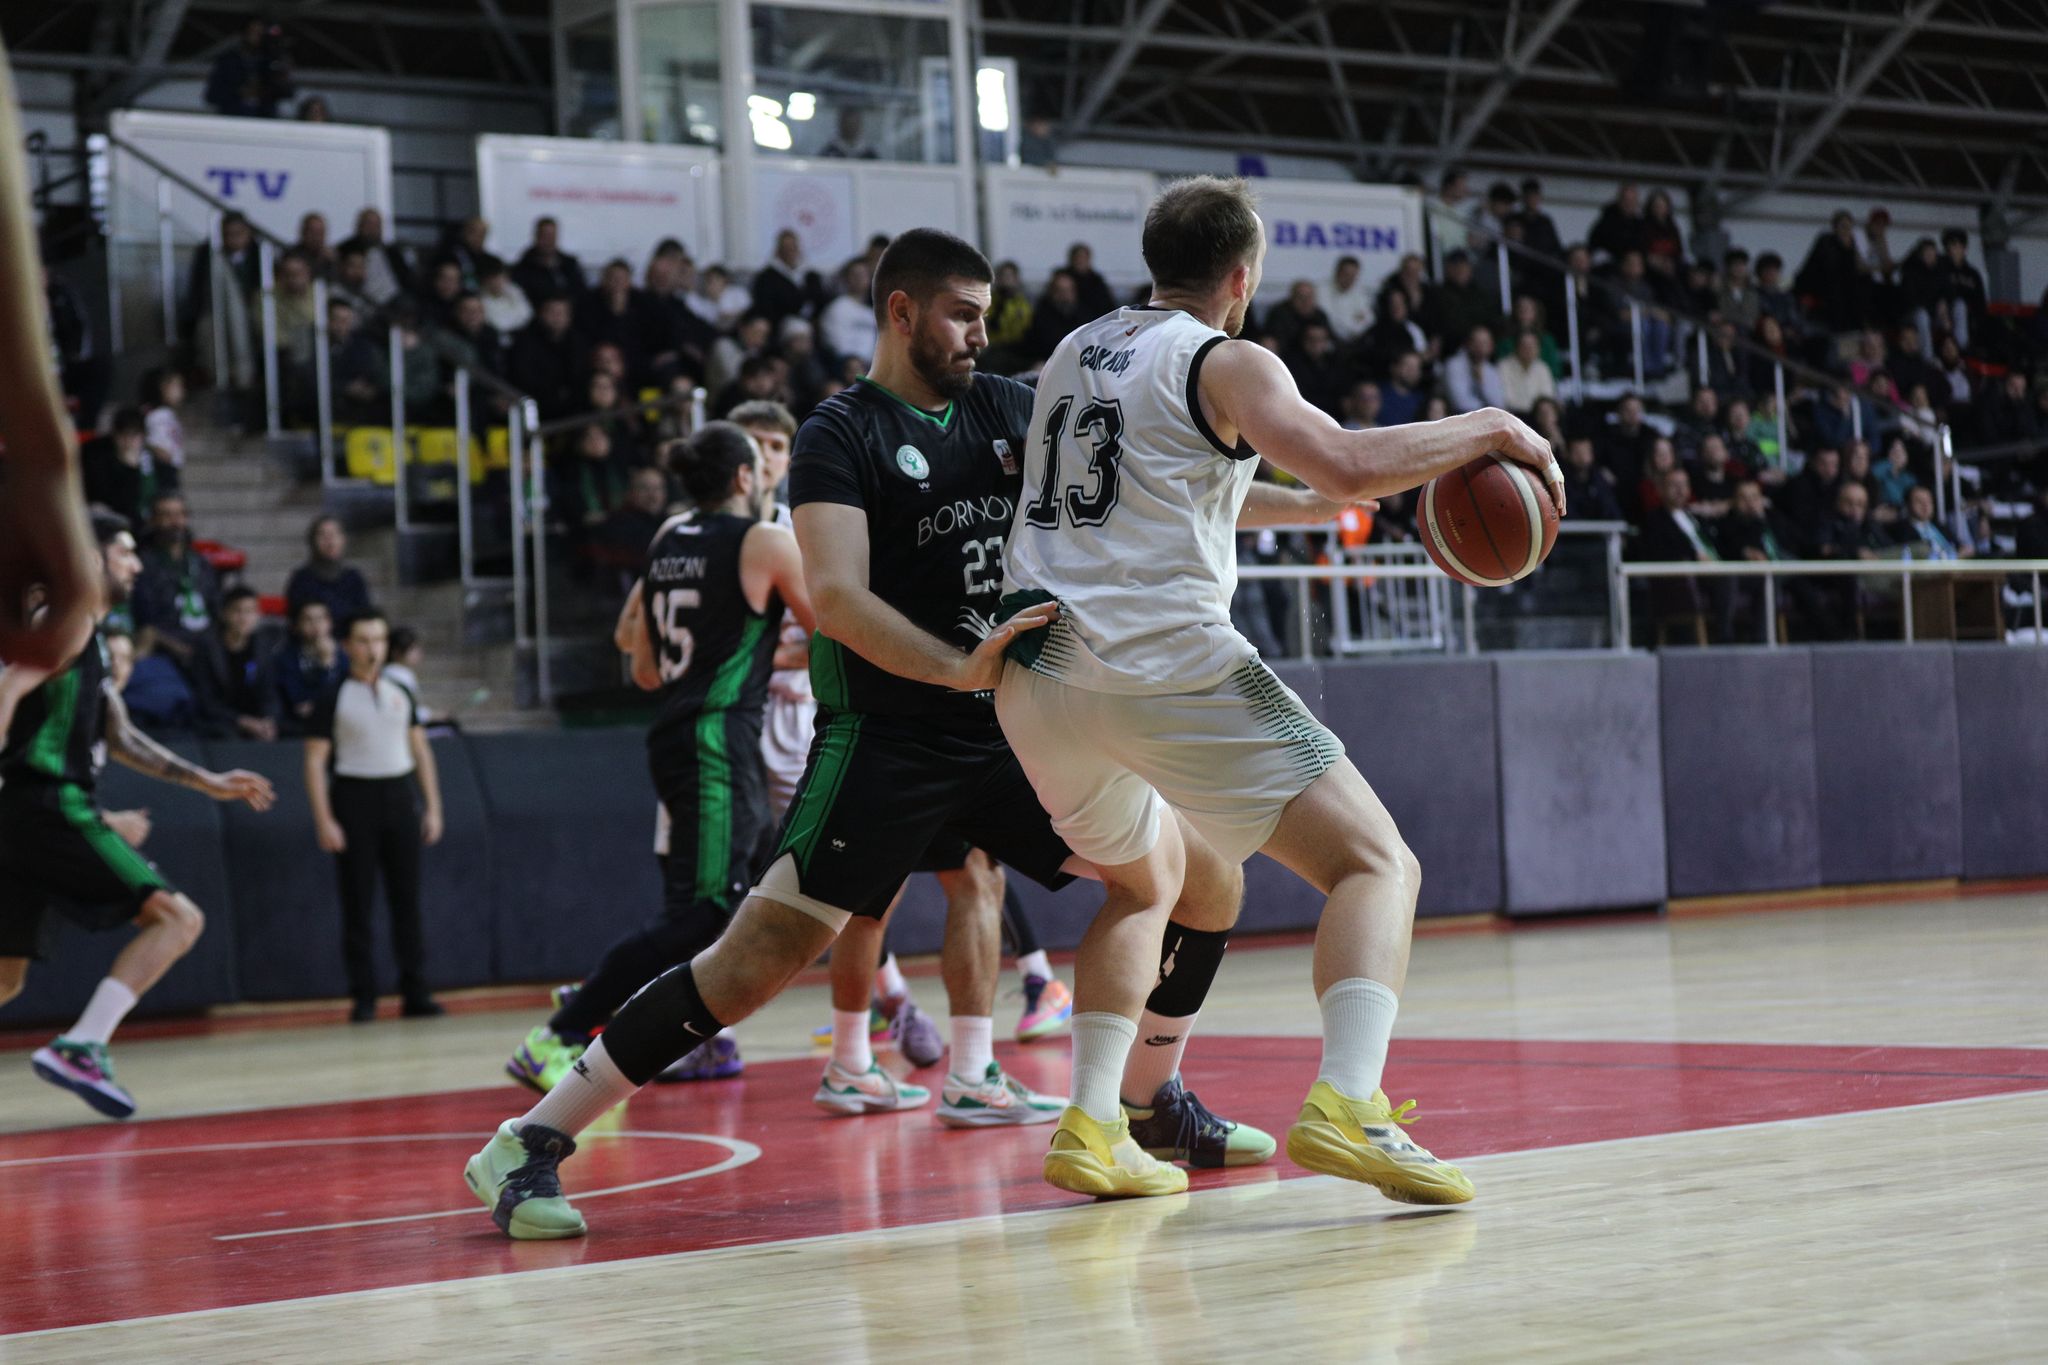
[1016,975,1073,1042]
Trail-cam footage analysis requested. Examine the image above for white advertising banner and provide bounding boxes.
[1248,178,1423,295]
[107,109,391,245]
[749,160,969,271]
[982,166,1154,289]
[476,135,724,274]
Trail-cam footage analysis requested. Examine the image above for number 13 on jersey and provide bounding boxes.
[1025,395,1125,530]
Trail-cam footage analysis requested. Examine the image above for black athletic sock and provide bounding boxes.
[600,962,727,1086]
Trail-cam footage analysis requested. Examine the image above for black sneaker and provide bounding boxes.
[1123,1075,1277,1169]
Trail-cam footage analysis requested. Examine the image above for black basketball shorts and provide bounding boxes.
[0,783,175,960]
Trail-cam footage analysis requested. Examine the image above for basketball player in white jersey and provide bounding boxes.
[997,176,1561,1200]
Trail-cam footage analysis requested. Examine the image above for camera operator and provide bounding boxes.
[205,20,294,119]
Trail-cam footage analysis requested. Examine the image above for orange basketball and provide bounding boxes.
[1419,454,1560,587]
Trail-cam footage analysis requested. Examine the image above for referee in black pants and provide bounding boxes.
[303,608,445,1022]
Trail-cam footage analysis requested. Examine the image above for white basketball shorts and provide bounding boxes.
[995,656,1345,868]
[760,691,817,819]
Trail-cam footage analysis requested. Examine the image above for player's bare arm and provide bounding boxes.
[0,44,100,670]
[740,522,818,635]
[1235,481,1373,527]
[1199,340,1563,514]
[106,688,276,810]
[616,580,660,691]
[796,501,1053,694]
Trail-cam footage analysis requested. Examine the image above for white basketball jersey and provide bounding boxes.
[1002,306,1260,694]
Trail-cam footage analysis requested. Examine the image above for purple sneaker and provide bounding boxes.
[32,1038,136,1119]
[890,1001,945,1069]
[655,1033,744,1083]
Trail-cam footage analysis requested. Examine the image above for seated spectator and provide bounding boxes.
[286,515,374,624]
[1633,438,1682,522]
[777,317,830,415]
[142,366,188,493]
[1495,295,1559,373]
[381,300,445,421]
[1899,236,1945,354]
[821,258,881,369]
[1603,251,1673,375]
[1326,255,1372,343]
[292,212,332,279]
[1597,392,1655,483]
[1373,253,1435,338]
[1360,288,1427,378]
[1754,251,1802,339]
[422,259,465,332]
[1704,320,1751,403]
[1674,386,1721,462]
[1891,485,1964,558]
[1716,249,1760,335]
[552,424,632,534]
[1780,445,1843,545]
[1808,480,1888,638]
[1887,325,1941,405]
[1026,269,1085,365]
[1378,350,1427,426]
[1285,323,1346,417]
[1745,393,1790,484]
[1641,190,1685,271]
[586,465,673,587]
[1899,383,1941,450]
[1717,479,1796,562]
[1870,436,1918,510]
[1688,434,1745,518]
[274,599,346,734]
[686,263,749,330]
[1810,383,1863,455]
[1528,396,1567,455]
[266,250,320,409]
[1561,436,1623,521]
[436,215,498,290]
[511,216,586,305]
[1444,325,1506,414]
[1266,281,1331,354]
[196,586,280,740]
[205,19,293,118]
[1636,467,1726,643]
[1498,330,1555,414]
[1720,397,1767,479]
[131,492,220,678]
[2012,488,2048,560]
[508,295,590,421]
[327,243,377,318]
[707,314,772,397]
[1977,372,2037,451]
[327,299,384,424]
[382,626,435,723]
[1513,177,1564,260]
[1433,251,1501,352]
[1589,182,1644,264]
[122,642,203,730]
[583,370,647,454]
[1064,243,1116,320]
[431,290,504,388]
[478,258,533,338]
[752,230,824,329]
[712,354,785,420]
[1337,380,1382,431]
[337,207,413,308]
[1848,330,1890,394]
[81,407,155,527]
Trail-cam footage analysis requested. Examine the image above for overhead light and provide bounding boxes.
[787,91,816,121]
[976,67,1010,132]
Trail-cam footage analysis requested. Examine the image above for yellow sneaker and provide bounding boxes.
[1043,1106,1189,1198]
[1284,1081,1475,1205]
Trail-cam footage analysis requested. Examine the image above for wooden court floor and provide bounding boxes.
[2,891,2045,1362]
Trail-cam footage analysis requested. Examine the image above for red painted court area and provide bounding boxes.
[6,1036,2047,1335]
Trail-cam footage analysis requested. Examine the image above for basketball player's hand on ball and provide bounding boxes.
[958,601,1058,692]
[209,769,277,812]
[1480,408,1565,516]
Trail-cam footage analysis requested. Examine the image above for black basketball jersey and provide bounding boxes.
[787,373,1034,721]
[639,511,784,759]
[0,627,113,790]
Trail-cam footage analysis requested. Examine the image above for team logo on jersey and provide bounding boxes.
[894,444,930,480]
[993,438,1018,475]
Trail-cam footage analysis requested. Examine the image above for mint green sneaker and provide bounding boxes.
[812,1060,932,1116]
[465,1120,587,1240]
[505,1024,585,1094]
[936,1061,1065,1128]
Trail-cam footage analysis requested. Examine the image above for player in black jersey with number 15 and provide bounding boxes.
[501,423,812,1097]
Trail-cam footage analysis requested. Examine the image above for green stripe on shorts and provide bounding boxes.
[1232,660,1344,783]
[57,783,162,896]
[776,712,864,872]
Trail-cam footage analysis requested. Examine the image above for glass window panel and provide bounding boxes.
[749,6,955,164]
[637,2,723,148]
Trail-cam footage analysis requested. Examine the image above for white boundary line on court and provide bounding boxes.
[10,1085,2046,1343]
[0,1131,760,1242]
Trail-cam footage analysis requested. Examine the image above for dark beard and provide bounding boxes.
[911,329,976,401]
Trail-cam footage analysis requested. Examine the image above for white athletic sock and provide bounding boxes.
[1120,1009,1197,1107]
[1069,1012,1139,1124]
[66,978,138,1046]
[521,1036,635,1138]
[950,1015,994,1080]
[1316,978,1401,1099]
[1016,950,1054,984]
[832,1009,873,1073]
[875,955,909,1002]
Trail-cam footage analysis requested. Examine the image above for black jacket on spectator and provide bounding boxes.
[1779,469,1842,548]
[1978,387,2041,451]
[285,562,373,624]
[1589,205,1644,262]
[1716,508,1798,562]
[1940,258,1988,328]
[1285,348,1348,419]
[1814,513,1888,559]
[1515,208,1564,263]
[1563,465,1624,522]
[1069,268,1117,323]
[1637,507,1716,564]
[1433,280,1502,355]
[335,236,416,301]
[576,290,657,386]
[512,248,586,306]
[1795,232,1865,331]
[508,318,591,421]
[750,263,823,330]
[81,438,154,528]
[1025,299,1085,365]
[132,546,222,666]
[195,629,280,736]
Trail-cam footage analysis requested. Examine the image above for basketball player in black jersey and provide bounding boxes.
[467,230,1320,1238]
[503,423,812,1094]
[0,512,275,1119]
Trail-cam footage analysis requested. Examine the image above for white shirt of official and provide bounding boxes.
[322,673,419,779]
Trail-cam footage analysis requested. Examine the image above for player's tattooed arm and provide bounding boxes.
[105,689,276,809]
